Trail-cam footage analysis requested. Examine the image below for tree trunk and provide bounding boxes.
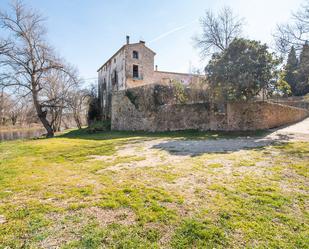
[57,108,63,132]
[32,89,54,138]
[73,111,82,129]
[11,115,17,126]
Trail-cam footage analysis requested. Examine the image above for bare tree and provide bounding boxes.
[195,6,244,58]
[0,91,23,125]
[0,90,10,125]
[0,1,72,137]
[41,66,79,132]
[67,88,89,129]
[274,1,309,54]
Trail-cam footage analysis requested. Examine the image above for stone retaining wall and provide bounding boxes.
[270,100,309,110]
[111,85,309,131]
[226,101,309,131]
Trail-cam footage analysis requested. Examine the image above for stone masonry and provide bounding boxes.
[97,36,203,119]
[111,84,309,132]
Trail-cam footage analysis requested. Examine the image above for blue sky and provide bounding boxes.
[0,0,304,84]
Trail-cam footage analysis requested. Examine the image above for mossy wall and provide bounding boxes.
[111,84,309,131]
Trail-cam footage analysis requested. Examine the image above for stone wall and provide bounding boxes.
[269,97,309,110]
[112,92,226,131]
[111,84,309,132]
[226,101,309,130]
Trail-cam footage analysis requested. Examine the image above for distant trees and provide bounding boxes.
[273,1,309,96]
[296,42,309,95]
[195,7,244,57]
[284,46,298,94]
[274,1,309,54]
[281,44,309,96]
[0,92,16,125]
[0,1,85,137]
[205,38,279,100]
[0,92,36,126]
[67,88,89,129]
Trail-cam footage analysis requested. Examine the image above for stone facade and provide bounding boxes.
[97,36,203,119]
[111,84,309,132]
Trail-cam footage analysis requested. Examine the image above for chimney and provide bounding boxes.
[126,35,130,45]
[139,40,145,45]
[155,65,158,71]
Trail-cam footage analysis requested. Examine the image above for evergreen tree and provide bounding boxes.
[297,42,309,95]
[205,38,279,100]
[284,46,298,95]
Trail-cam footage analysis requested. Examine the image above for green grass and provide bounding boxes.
[0,129,308,248]
[60,127,269,141]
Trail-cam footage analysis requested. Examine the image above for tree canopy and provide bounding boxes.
[282,43,309,96]
[284,46,298,95]
[205,38,279,100]
[296,42,309,95]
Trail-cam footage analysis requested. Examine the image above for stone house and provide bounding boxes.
[97,36,203,119]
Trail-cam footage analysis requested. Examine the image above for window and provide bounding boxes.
[133,65,139,78]
[112,70,118,85]
[133,50,139,59]
[114,58,116,63]
[103,78,106,90]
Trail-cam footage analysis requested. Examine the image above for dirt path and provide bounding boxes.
[154,118,309,155]
[268,117,309,141]
[153,118,309,155]
[94,118,309,170]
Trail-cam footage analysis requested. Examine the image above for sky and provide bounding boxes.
[0,0,304,85]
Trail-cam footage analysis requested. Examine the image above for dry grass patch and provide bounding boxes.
[0,130,308,248]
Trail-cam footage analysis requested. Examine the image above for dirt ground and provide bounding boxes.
[92,118,309,172]
[269,117,309,141]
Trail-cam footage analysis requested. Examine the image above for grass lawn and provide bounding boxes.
[0,129,308,248]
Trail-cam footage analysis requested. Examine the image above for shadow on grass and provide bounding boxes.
[149,128,302,156]
[58,127,271,142]
[152,138,270,156]
[52,126,301,156]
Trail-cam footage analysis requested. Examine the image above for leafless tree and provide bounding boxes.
[0,91,34,126]
[67,88,89,129]
[40,66,79,132]
[0,1,71,137]
[18,96,37,125]
[274,1,309,54]
[0,91,10,125]
[195,6,244,58]
[0,91,17,126]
